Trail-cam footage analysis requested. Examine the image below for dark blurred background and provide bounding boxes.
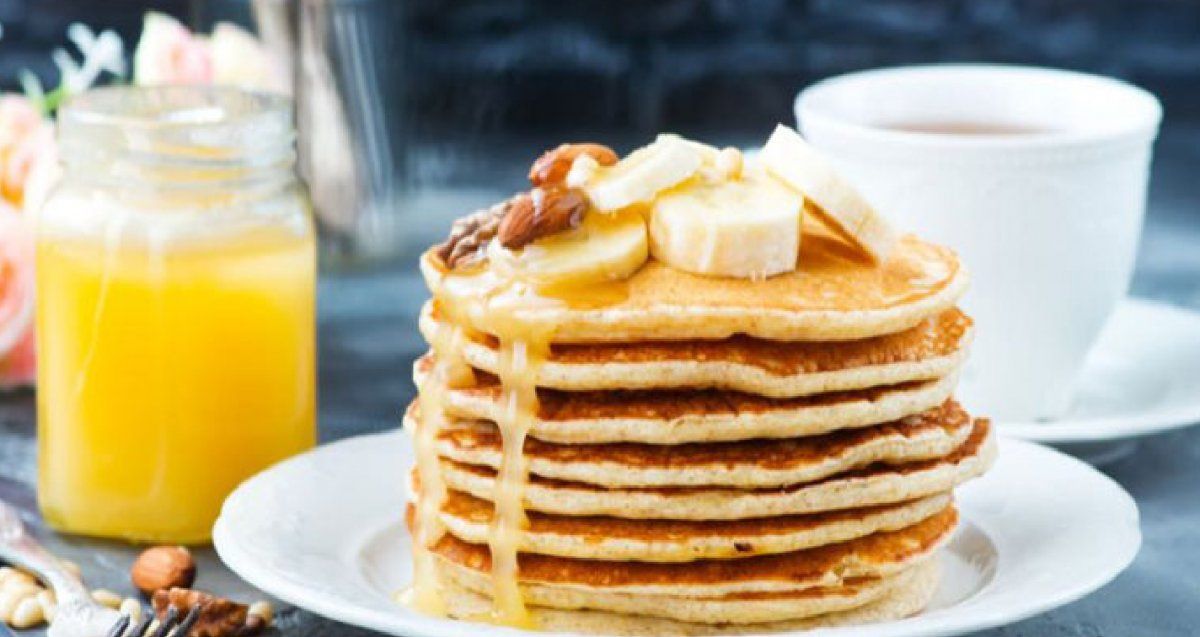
[9,1,1200,126]
[2,0,1197,253]
[6,1,1200,150]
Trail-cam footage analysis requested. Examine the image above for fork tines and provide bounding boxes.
[108,604,201,637]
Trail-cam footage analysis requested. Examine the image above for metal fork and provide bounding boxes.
[0,500,199,637]
[104,604,201,637]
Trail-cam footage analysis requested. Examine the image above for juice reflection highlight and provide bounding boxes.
[36,231,315,544]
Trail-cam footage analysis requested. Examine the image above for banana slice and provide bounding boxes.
[761,125,897,263]
[650,166,802,279]
[583,134,704,212]
[488,209,648,289]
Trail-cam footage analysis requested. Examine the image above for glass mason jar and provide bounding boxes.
[36,87,316,544]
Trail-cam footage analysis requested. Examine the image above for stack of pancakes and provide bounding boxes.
[409,226,995,634]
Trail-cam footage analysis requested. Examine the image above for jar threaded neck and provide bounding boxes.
[57,86,295,189]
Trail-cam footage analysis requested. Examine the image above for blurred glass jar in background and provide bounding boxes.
[36,86,316,544]
[251,0,408,266]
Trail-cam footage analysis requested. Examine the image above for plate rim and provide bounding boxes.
[998,297,1200,443]
[214,431,1141,637]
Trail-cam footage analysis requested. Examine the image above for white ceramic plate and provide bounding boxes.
[998,298,1200,443]
[214,431,1140,637]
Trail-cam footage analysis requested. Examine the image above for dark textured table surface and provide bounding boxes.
[2,126,1199,636]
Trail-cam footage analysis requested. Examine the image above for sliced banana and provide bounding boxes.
[685,141,745,182]
[583,134,704,212]
[488,209,648,289]
[650,165,802,279]
[760,125,897,263]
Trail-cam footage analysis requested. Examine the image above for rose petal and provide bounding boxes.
[134,12,214,86]
[211,22,286,93]
[0,205,34,369]
[0,321,34,389]
[4,121,55,207]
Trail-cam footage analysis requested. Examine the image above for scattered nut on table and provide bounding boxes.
[91,587,123,609]
[36,589,56,622]
[120,596,143,622]
[131,545,197,594]
[0,566,48,629]
[245,600,275,633]
[3,556,266,636]
[10,596,43,629]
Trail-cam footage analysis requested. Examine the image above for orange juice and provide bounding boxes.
[36,229,315,543]
[37,86,316,544]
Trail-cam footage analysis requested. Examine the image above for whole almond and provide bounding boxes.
[131,546,196,595]
[496,192,536,249]
[529,143,618,187]
[498,187,587,249]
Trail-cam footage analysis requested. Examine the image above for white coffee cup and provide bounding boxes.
[796,64,1161,421]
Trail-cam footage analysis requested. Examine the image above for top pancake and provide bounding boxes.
[422,228,967,343]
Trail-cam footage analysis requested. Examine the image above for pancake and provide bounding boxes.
[415,358,961,444]
[430,490,953,562]
[438,558,939,634]
[422,230,967,343]
[440,562,925,625]
[416,400,973,488]
[436,419,993,520]
[428,506,954,596]
[408,144,986,631]
[420,304,973,397]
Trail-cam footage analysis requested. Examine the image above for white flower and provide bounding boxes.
[52,23,126,95]
[211,22,288,94]
[134,12,285,93]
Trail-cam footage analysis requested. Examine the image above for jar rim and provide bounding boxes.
[61,85,291,134]
[57,86,295,182]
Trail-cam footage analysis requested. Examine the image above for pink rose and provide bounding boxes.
[0,95,42,141]
[0,204,35,388]
[0,315,34,389]
[0,95,51,206]
[4,119,55,209]
[133,12,214,86]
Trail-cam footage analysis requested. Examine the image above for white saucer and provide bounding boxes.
[999,298,1200,443]
[214,431,1140,637]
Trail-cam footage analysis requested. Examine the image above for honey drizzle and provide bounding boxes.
[413,268,558,629]
[406,318,467,616]
[485,324,549,628]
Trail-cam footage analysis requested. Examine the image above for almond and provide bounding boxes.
[498,186,587,250]
[131,546,196,595]
[529,143,618,187]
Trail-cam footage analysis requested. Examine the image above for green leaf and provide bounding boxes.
[18,70,48,115]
